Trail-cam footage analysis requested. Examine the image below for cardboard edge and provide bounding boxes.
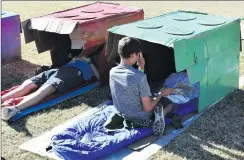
[21,19,34,43]
[241,20,244,42]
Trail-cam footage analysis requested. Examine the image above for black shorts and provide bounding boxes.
[29,66,84,93]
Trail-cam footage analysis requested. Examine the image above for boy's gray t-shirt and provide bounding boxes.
[109,64,153,120]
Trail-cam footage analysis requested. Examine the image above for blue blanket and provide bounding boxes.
[154,72,200,104]
[50,98,198,160]
[51,104,153,160]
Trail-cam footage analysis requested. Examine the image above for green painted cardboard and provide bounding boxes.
[108,10,241,112]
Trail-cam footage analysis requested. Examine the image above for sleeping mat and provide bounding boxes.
[50,98,198,160]
[1,60,99,121]
[50,72,200,159]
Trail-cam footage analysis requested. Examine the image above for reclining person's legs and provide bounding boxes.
[1,80,38,102]
[16,84,56,110]
[2,65,84,120]
[1,69,58,104]
[1,69,60,120]
[1,84,56,120]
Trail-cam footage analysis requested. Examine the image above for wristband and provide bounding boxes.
[139,68,144,72]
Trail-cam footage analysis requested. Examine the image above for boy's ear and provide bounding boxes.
[130,52,136,58]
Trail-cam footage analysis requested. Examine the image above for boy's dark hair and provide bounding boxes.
[118,37,142,58]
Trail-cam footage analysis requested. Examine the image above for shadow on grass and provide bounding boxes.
[5,118,33,137]
[1,59,40,90]
[1,59,41,137]
[159,89,244,160]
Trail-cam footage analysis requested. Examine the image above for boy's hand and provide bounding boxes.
[137,52,145,70]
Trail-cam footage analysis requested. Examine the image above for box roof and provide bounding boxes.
[108,10,239,47]
[26,2,143,34]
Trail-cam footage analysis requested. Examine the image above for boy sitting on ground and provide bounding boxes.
[109,37,174,136]
[1,56,99,121]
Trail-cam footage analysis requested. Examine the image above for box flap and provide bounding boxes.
[29,17,78,34]
[21,1,144,54]
[21,19,34,43]
[23,1,143,35]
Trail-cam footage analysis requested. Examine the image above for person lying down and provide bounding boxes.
[1,56,100,121]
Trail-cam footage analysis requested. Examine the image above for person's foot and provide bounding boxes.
[153,104,165,136]
[1,106,20,121]
[2,100,14,107]
[1,97,25,107]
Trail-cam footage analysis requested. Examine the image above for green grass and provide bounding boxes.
[2,1,244,160]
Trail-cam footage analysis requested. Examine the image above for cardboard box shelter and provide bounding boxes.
[106,10,242,112]
[21,1,144,85]
[1,11,22,64]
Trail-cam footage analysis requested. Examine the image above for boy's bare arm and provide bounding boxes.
[141,87,174,112]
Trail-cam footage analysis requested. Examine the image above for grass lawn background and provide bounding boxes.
[2,1,244,160]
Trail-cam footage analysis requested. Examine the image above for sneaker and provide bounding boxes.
[152,104,165,136]
[1,107,20,121]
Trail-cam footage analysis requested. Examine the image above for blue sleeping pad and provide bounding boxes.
[50,98,198,160]
[51,104,152,160]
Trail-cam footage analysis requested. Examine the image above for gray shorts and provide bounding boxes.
[29,66,84,93]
